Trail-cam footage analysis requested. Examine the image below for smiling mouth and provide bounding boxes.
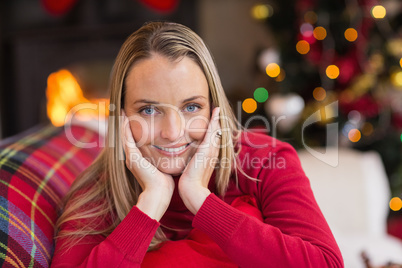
[153,143,191,153]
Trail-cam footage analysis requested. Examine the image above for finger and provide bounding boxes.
[120,112,142,161]
[211,108,222,146]
[204,107,222,148]
[124,117,143,154]
[181,108,221,185]
[195,107,221,157]
[122,115,149,175]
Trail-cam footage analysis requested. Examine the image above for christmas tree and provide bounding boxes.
[248,0,402,214]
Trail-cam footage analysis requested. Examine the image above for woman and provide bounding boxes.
[52,21,343,267]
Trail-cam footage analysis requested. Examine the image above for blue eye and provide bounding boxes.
[141,106,156,115]
[185,104,200,113]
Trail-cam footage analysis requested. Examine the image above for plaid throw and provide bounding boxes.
[0,124,101,268]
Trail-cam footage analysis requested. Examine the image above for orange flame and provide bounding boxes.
[46,69,109,126]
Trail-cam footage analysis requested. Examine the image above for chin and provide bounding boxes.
[151,156,189,176]
[157,165,186,176]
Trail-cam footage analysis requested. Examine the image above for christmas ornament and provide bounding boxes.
[138,0,178,14]
[264,93,305,133]
[41,0,78,16]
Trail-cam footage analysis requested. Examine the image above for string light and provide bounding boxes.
[300,23,314,38]
[362,122,374,136]
[304,11,317,24]
[275,68,286,82]
[242,98,257,113]
[266,63,281,77]
[251,4,273,20]
[344,28,358,42]
[275,0,402,209]
[342,122,354,137]
[348,129,361,142]
[313,27,327,40]
[348,110,361,123]
[296,40,310,54]
[371,5,386,19]
[313,87,326,101]
[391,70,402,87]
[389,197,402,211]
[326,65,340,79]
[254,87,269,103]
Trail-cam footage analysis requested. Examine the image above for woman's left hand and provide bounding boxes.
[178,107,221,214]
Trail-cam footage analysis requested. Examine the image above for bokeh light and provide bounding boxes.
[342,122,354,137]
[348,129,361,142]
[313,87,326,101]
[304,11,317,24]
[251,4,273,20]
[296,40,310,55]
[391,70,402,87]
[371,5,386,19]
[390,197,402,211]
[400,58,402,68]
[254,87,269,103]
[242,98,257,113]
[300,23,314,37]
[275,68,286,82]
[313,27,327,40]
[326,65,340,79]
[348,110,361,123]
[362,122,374,136]
[344,28,358,42]
[266,63,281,77]
[400,133,402,142]
[339,89,355,103]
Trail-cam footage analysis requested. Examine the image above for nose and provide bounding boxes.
[160,110,185,142]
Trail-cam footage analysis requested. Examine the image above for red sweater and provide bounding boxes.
[51,132,344,267]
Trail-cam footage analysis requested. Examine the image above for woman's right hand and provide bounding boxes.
[121,110,174,221]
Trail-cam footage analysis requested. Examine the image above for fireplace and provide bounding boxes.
[46,65,110,127]
[10,26,124,134]
[0,0,197,138]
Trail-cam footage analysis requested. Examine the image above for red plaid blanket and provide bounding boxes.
[0,124,101,268]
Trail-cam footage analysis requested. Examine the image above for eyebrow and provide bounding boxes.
[133,95,207,105]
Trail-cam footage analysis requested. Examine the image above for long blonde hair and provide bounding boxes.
[56,21,243,251]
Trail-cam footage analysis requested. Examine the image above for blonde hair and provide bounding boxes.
[56,21,244,251]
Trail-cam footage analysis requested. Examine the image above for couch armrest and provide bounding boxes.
[0,124,101,268]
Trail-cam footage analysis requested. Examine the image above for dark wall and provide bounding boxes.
[0,0,197,139]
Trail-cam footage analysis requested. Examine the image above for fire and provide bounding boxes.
[46,69,109,126]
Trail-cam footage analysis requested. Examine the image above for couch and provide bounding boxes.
[0,124,101,268]
[298,148,402,268]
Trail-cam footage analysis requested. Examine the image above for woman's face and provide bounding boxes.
[124,54,211,175]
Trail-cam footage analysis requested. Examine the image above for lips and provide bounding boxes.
[153,143,192,155]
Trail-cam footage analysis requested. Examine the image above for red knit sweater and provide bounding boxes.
[51,132,344,267]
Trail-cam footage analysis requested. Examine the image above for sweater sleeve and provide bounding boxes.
[51,205,160,268]
[192,143,344,268]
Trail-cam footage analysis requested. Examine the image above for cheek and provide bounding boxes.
[129,120,151,146]
[187,117,210,141]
